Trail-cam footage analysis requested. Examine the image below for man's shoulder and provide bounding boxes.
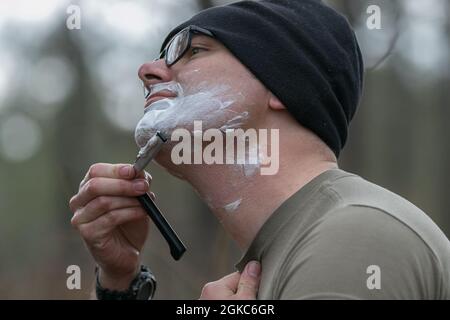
[264,169,450,299]
[323,168,425,216]
[278,204,450,299]
[306,168,433,226]
[321,170,450,260]
[318,204,438,251]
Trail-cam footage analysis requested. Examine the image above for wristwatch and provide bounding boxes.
[95,265,157,300]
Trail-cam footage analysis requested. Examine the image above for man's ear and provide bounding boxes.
[268,93,286,110]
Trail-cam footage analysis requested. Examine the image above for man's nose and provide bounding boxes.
[138,58,173,86]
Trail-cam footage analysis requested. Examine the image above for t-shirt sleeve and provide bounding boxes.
[276,205,442,299]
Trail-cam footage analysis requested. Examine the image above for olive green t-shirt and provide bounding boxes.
[236,168,450,299]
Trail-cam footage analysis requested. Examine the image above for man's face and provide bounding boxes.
[135,33,271,149]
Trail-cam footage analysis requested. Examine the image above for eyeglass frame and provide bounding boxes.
[144,26,213,99]
[157,25,214,67]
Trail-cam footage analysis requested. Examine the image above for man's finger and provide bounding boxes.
[71,196,141,226]
[70,177,149,211]
[235,261,261,299]
[77,206,147,244]
[218,271,241,293]
[199,272,241,300]
[80,163,147,189]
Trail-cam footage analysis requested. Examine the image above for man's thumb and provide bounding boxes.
[236,261,261,299]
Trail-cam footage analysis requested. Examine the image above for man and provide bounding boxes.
[69,0,450,299]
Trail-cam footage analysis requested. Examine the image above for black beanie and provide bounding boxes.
[161,0,364,158]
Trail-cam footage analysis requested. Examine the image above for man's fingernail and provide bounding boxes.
[119,165,131,177]
[247,261,261,278]
[133,180,148,192]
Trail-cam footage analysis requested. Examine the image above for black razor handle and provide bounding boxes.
[137,193,186,260]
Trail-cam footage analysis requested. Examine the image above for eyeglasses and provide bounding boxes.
[144,26,213,100]
[158,25,214,67]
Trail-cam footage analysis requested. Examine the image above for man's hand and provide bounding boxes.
[69,163,153,291]
[199,261,261,300]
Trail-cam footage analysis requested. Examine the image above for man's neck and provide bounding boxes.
[176,146,338,251]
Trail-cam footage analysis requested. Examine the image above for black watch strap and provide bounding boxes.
[95,265,156,300]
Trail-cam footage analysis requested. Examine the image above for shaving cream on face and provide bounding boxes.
[219,111,249,132]
[223,198,242,213]
[135,81,246,149]
[134,78,267,188]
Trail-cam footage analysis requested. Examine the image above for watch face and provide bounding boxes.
[136,279,156,300]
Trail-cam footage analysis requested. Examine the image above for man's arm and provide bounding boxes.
[69,163,262,300]
[69,163,152,298]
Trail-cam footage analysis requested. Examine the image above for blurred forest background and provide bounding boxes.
[0,0,448,299]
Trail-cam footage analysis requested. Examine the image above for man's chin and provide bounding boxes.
[135,127,158,149]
